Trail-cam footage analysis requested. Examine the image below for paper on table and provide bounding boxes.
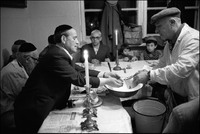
[39,93,133,133]
[39,110,84,133]
[39,102,133,133]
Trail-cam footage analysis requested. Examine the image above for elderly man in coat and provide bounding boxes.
[133,7,199,133]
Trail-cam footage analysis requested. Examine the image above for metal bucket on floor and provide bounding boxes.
[132,98,166,133]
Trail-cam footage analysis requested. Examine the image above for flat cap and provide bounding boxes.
[145,36,157,44]
[19,42,37,52]
[151,7,181,24]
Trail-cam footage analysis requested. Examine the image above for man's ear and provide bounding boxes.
[169,18,176,25]
[61,35,66,44]
[16,52,20,58]
[99,37,102,41]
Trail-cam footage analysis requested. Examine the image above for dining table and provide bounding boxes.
[92,60,155,78]
[92,60,156,101]
[38,60,157,133]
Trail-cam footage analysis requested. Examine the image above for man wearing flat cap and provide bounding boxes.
[1,42,38,133]
[133,7,199,133]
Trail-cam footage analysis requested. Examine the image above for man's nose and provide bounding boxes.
[75,39,79,44]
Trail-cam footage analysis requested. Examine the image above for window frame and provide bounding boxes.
[146,0,199,35]
[81,0,199,41]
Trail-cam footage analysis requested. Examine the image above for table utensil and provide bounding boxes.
[107,62,112,72]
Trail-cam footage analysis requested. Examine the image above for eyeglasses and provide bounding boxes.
[91,36,101,40]
[29,56,38,62]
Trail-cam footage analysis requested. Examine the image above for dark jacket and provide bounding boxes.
[14,45,100,134]
[100,1,123,56]
[80,42,111,63]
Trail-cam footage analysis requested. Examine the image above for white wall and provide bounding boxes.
[1,1,83,68]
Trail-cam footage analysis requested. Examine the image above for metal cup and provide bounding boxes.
[124,76,137,89]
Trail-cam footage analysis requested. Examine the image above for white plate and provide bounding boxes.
[105,82,143,92]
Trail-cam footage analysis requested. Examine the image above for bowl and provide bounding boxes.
[105,82,143,98]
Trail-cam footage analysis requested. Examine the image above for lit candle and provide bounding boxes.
[84,50,89,87]
[115,29,118,46]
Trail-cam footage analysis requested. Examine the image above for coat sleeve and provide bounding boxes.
[151,38,199,85]
[75,64,100,77]
[46,51,100,88]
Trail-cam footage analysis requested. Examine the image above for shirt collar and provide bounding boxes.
[56,45,73,60]
[13,59,29,78]
[93,43,100,54]
[16,60,23,67]
[170,23,184,45]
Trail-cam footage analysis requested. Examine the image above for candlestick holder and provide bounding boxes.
[113,46,122,71]
[80,114,99,132]
[81,85,99,132]
[83,84,92,107]
[83,106,97,118]
[83,85,102,108]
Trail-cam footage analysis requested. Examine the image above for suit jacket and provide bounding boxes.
[80,42,111,63]
[14,45,100,134]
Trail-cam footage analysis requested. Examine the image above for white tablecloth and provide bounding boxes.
[94,61,153,78]
[38,94,133,133]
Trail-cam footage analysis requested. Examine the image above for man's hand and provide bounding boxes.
[105,58,110,62]
[105,77,123,88]
[103,72,121,79]
[133,70,150,85]
[123,57,129,62]
[130,56,138,62]
[91,59,101,65]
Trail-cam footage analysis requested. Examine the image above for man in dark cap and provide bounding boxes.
[1,42,38,134]
[133,7,199,133]
[17,42,39,75]
[14,24,123,134]
[3,39,27,67]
